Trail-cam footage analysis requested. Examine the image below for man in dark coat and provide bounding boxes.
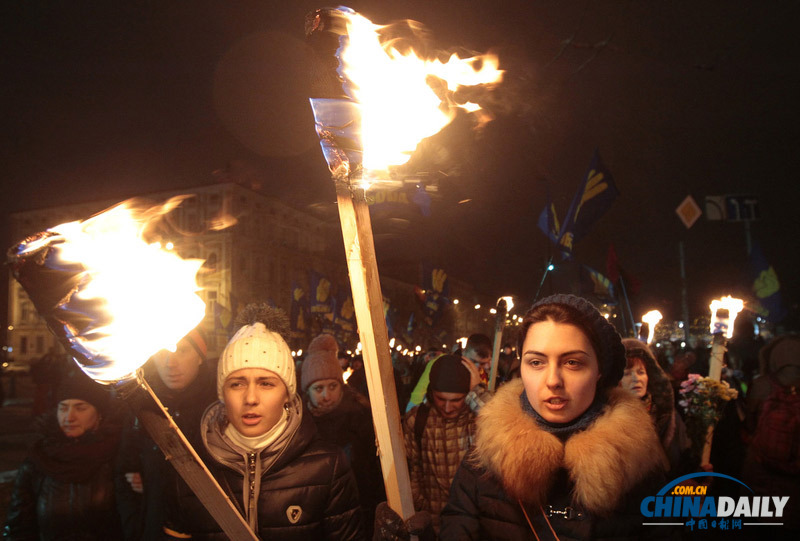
[114,329,217,540]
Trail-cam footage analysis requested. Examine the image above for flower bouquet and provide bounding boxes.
[678,373,739,465]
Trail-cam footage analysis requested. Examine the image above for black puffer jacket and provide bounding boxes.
[441,381,669,541]
[3,413,122,541]
[114,359,217,540]
[308,387,385,517]
[164,399,364,540]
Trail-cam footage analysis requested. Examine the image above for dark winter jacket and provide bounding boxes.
[163,398,364,540]
[308,387,385,521]
[3,412,123,541]
[440,380,668,541]
[622,338,693,477]
[114,359,217,540]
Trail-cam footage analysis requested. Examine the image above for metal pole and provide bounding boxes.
[679,241,690,342]
[488,298,507,392]
[533,256,553,303]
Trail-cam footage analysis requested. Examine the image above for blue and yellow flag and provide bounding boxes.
[309,270,334,316]
[558,150,619,259]
[289,283,309,339]
[749,242,784,321]
[537,186,561,245]
[579,265,616,303]
[333,287,356,334]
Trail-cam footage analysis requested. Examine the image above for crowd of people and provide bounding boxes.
[2,294,798,540]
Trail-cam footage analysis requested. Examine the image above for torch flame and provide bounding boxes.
[310,7,503,183]
[641,310,663,344]
[709,296,744,339]
[12,198,206,383]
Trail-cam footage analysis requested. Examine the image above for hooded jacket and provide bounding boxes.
[114,358,218,540]
[3,411,123,541]
[622,338,692,476]
[440,379,668,540]
[163,398,364,540]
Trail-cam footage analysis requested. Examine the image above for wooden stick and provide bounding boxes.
[335,181,416,520]
[701,332,727,466]
[488,299,507,392]
[124,376,258,540]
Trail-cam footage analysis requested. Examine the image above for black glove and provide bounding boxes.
[373,502,433,541]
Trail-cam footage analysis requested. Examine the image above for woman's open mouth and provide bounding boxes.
[242,413,262,426]
[544,397,568,411]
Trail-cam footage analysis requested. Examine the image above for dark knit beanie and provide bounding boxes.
[301,334,343,392]
[184,328,208,362]
[526,294,625,391]
[55,370,111,415]
[428,354,471,394]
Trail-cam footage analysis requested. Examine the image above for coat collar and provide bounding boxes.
[474,379,666,515]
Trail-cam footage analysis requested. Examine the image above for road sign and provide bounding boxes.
[676,195,702,229]
[724,195,759,222]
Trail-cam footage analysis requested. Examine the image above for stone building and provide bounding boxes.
[6,181,492,364]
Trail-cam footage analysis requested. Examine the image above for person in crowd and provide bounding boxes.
[440,294,668,540]
[497,343,520,385]
[302,333,384,536]
[115,328,216,540]
[741,334,800,533]
[162,303,363,540]
[403,354,482,533]
[30,346,66,416]
[346,354,368,398]
[620,338,693,476]
[4,370,123,540]
[406,334,492,412]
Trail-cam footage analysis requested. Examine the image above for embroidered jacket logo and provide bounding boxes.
[286,505,302,524]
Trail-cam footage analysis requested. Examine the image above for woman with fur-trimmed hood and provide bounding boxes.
[619,338,692,477]
[440,295,669,540]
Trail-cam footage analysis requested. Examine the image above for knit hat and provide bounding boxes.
[183,328,208,363]
[55,370,111,415]
[217,305,295,400]
[761,335,800,386]
[301,334,342,393]
[523,294,626,391]
[428,354,471,394]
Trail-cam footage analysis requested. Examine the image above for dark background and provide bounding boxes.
[2,0,799,335]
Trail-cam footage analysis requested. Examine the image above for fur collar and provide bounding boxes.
[475,379,666,515]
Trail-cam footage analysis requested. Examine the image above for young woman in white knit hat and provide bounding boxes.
[161,304,364,540]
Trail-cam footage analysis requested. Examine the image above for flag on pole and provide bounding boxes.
[557,150,619,259]
[536,186,561,245]
[579,265,616,302]
[749,241,785,321]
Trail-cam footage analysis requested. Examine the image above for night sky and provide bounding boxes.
[2,1,799,334]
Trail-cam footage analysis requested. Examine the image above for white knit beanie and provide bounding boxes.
[217,321,296,400]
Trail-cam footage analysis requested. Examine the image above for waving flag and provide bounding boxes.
[749,241,785,321]
[580,265,616,303]
[550,150,619,259]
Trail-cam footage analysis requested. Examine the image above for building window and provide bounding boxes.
[20,336,28,355]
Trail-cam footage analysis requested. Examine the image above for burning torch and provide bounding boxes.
[489,296,514,392]
[640,309,662,345]
[7,198,258,540]
[700,295,744,466]
[305,6,502,519]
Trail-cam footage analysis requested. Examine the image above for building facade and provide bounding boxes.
[6,181,493,365]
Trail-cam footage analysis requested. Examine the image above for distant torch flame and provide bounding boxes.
[9,198,206,384]
[308,7,503,184]
[641,310,663,344]
[709,296,744,338]
[500,296,514,312]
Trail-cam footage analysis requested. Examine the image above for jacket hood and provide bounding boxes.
[200,393,313,475]
[474,379,666,515]
[621,338,677,447]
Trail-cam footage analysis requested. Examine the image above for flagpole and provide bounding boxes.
[533,255,554,303]
[618,276,635,337]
